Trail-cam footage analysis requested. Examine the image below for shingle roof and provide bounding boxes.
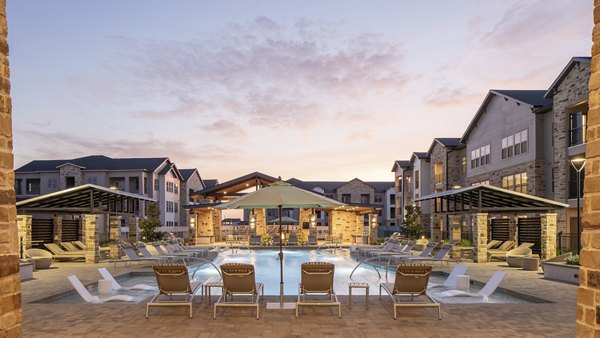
[287,178,394,193]
[179,169,198,182]
[366,181,395,192]
[390,160,412,172]
[413,152,429,160]
[491,90,551,107]
[435,138,462,147]
[15,155,168,173]
[203,179,219,188]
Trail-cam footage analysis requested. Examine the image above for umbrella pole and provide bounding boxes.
[279,205,284,307]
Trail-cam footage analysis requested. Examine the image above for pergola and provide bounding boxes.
[415,185,568,262]
[16,184,156,263]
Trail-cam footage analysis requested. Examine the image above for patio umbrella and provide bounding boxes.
[216,180,345,307]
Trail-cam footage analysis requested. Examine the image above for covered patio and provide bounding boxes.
[415,185,568,262]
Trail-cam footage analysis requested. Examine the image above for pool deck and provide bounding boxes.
[20,248,577,337]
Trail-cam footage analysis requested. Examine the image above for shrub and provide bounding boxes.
[403,205,423,239]
[139,202,162,242]
[566,255,580,266]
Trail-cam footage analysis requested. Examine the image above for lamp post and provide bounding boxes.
[570,157,586,253]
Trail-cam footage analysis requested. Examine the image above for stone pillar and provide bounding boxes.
[254,208,266,236]
[83,215,99,263]
[298,208,311,242]
[0,2,20,335]
[109,216,122,260]
[430,216,442,242]
[579,10,600,332]
[449,215,462,258]
[196,209,216,243]
[472,213,489,263]
[128,215,139,243]
[508,217,518,243]
[16,215,32,257]
[329,210,356,243]
[52,215,62,244]
[540,213,557,261]
[212,209,222,242]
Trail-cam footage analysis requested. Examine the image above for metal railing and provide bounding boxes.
[557,232,579,255]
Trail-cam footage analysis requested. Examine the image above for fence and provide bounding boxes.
[557,232,578,254]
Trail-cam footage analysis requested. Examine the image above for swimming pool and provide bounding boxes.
[46,248,539,304]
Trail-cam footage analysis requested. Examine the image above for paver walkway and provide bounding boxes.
[20,254,577,337]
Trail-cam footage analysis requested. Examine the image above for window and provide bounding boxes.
[502,130,527,159]
[568,165,585,199]
[360,194,370,204]
[462,157,467,173]
[154,179,159,191]
[166,182,174,193]
[143,177,148,194]
[414,170,420,189]
[14,179,22,195]
[390,207,396,218]
[389,194,395,203]
[374,194,383,203]
[570,111,587,146]
[86,177,97,185]
[174,202,179,214]
[189,188,195,202]
[47,178,58,189]
[166,201,174,213]
[341,194,351,203]
[174,183,179,194]
[398,177,402,192]
[434,163,443,184]
[26,179,40,194]
[501,172,527,193]
[166,221,173,227]
[174,221,179,227]
[470,144,490,168]
[65,177,75,188]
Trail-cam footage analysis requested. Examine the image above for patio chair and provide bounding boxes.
[371,241,415,257]
[68,275,139,304]
[413,238,429,251]
[24,248,53,269]
[488,242,531,262]
[387,242,437,262]
[72,240,87,250]
[307,235,317,245]
[113,243,167,267]
[44,243,86,261]
[486,240,502,250]
[288,234,299,246]
[214,263,263,320]
[402,243,459,266]
[505,244,534,267]
[379,265,441,320]
[170,240,208,257]
[61,242,85,253]
[438,271,506,302]
[151,242,195,263]
[135,242,183,262]
[429,264,468,288]
[146,264,202,318]
[361,240,400,256]
[296,262,341,318]
[486,241,516,261]
[98,267,157,291]
[249,235,262,246]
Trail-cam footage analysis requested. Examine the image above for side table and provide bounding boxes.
[349,282,369,309]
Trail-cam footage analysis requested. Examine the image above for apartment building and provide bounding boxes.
[391,152,432,226]
[391,160,413,224]
[179,168,205,233]
[15,155,193,239]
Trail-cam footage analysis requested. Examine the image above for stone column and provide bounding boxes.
[109,216,122,260]
[508,217,518,243]
[83,215,99,263]
[128,215,139,243]
[254,208,266,236]
[472,213,489,263]
[430,216,442,242]
[212,209,222,242]
[449,215,462,258]
[52,215,62,245]
[540,213,557,261]
[16,215,32,257]
[298,208,311,242]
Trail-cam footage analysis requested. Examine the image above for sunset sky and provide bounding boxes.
[7,0,593,182]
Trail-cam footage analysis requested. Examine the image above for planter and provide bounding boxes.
[19,260,34,281]
[542,261,579,285]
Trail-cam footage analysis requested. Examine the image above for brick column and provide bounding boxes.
[540,213,557,261]
[0,1,20,335]
[109,216,122,260]
[128,215,138,243]
[16,215,32,256]
[449,215,462,258]
[472,213,489,263]
[578,3,600,334]
[52,215,62,245]
[83,215,99,263]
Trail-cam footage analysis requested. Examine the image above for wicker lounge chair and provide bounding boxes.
[44,243,86,261]
[296,262,341,318]
[61,242,85,253]
[379,265,441,320]
[486,241,516,261]
[24,248,53,269]
[486,240,502,250]
[214,263,263,319]
[146,264,202,318]
[488,242,532,262]
[505,243,534,267]
[68,275,139,304]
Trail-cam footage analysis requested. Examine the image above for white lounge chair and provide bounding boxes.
[67,275,139,304]
[437,271,506,302]
[429,264,468,288]
[97,268,157,291]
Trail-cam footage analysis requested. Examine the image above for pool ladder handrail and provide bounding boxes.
[190,259,222,280]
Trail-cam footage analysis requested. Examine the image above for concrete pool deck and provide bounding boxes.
[20,252,577,337]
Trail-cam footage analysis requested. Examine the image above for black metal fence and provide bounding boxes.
[557,232,579,254]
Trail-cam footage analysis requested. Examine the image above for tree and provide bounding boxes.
[403,204,423,239]
[139,202,161,242]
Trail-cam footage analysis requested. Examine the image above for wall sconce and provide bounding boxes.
[309,213,317,229]
[369,214,378,228]
[189,216,196,229]
[250,213,257,230]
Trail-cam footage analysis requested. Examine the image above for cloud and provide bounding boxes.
[422,83,482,108]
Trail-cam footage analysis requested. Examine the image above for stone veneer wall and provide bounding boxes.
[328,210,358,243]
[578,4,600,334]
[0,0,20,334]
[336,179,375,204]
[553,61,591,234]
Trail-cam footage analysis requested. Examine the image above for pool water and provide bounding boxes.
[47,249,535,304]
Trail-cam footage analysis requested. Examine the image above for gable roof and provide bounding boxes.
[202,179,219,188]
[288,178,394,193]
[545,57,591,98]
[179,168,201,182]
[412,152,429,160]
[461,90,550,142]
[16,155,169,173]
[390,160,412,172]
[192,172,279,200]
[158,162,183,180]
[426,138,462,156]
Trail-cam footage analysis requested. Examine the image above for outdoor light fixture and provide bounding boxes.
[189,216,196,229]
[309,213,317,229]
[570,157,586,253]
[369,214,377,228]
[249,213,256,230]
